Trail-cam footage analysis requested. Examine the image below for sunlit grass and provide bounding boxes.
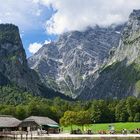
[62,122,140,133]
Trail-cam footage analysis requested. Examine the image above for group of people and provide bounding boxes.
[121,128,140,134]
[122,129,127,134]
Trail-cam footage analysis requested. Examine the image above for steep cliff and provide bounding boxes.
[28,25,123,98]
[0,24,70,100]
[79,10,140,100]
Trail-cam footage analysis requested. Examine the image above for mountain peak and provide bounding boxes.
[0,23,70,100]
[129,9,140,20]
[0,23,18,30]
[28,24,123,98]
[0,23,21,45]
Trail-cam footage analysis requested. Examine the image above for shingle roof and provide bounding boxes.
[24,116,58,126]
[19,119,39,127]
[0,115,21,127]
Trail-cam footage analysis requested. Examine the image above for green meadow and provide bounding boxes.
[62,122,140,132]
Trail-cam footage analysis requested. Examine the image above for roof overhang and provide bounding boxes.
[46,124,59,128]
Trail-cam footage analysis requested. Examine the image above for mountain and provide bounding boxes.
[78,10,140,100]
[0,24,71,100]
[28,25,124,98]
[3,10,140,101]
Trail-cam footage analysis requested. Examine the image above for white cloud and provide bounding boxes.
[0,0,46,31]
[28,42,42,54]
[38,0,140,34]
[1,0,140,35]
[44,39,51,44]
[28,40,51,54]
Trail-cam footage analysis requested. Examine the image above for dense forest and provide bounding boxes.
[0,86,140,125]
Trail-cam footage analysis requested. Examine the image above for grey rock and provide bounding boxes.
[28,25,123,98]
[0,24,70,100]
[79,10,140,100]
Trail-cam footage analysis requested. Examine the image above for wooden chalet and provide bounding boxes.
[19,116,59,134]
[0,115,21,131]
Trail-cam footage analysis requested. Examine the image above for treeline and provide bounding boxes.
[60,97,140,127]
[0,86,140,123]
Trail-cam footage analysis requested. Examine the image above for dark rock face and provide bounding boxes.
[78,60,134,100]
[0,24,70,100]
[0,24,41,95]
[28,25,123,98]
[79,10,140,100]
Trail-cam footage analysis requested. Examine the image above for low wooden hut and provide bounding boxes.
[18,119,39,131]
[0,115,21,131]
[20,116,59,134]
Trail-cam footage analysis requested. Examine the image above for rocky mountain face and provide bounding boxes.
[78,10,140,100]
[0,24,70,100]
[4,9,140,101]
[28,25,123,98]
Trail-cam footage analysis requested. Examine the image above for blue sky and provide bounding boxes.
[1,0,140,57]
[22,29,46,57]
[21,26,57,57]
[20,4,57,57]
[0,0,57,57]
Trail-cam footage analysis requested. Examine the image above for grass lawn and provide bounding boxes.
[61,122,140,133]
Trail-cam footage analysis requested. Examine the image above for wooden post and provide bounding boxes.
[31,131,32,140]
[26,132,28,140]
[13,133,15,139]
[21,133,23,140]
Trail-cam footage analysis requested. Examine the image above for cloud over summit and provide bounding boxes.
[1,0,140,34]
[28,40,51,54]
[39,0,140,34]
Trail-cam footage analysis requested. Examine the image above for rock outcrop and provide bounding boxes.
[28,25,123,98]
[79,10,140,100]
[0,24,70,100]
[29,10,140,100]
